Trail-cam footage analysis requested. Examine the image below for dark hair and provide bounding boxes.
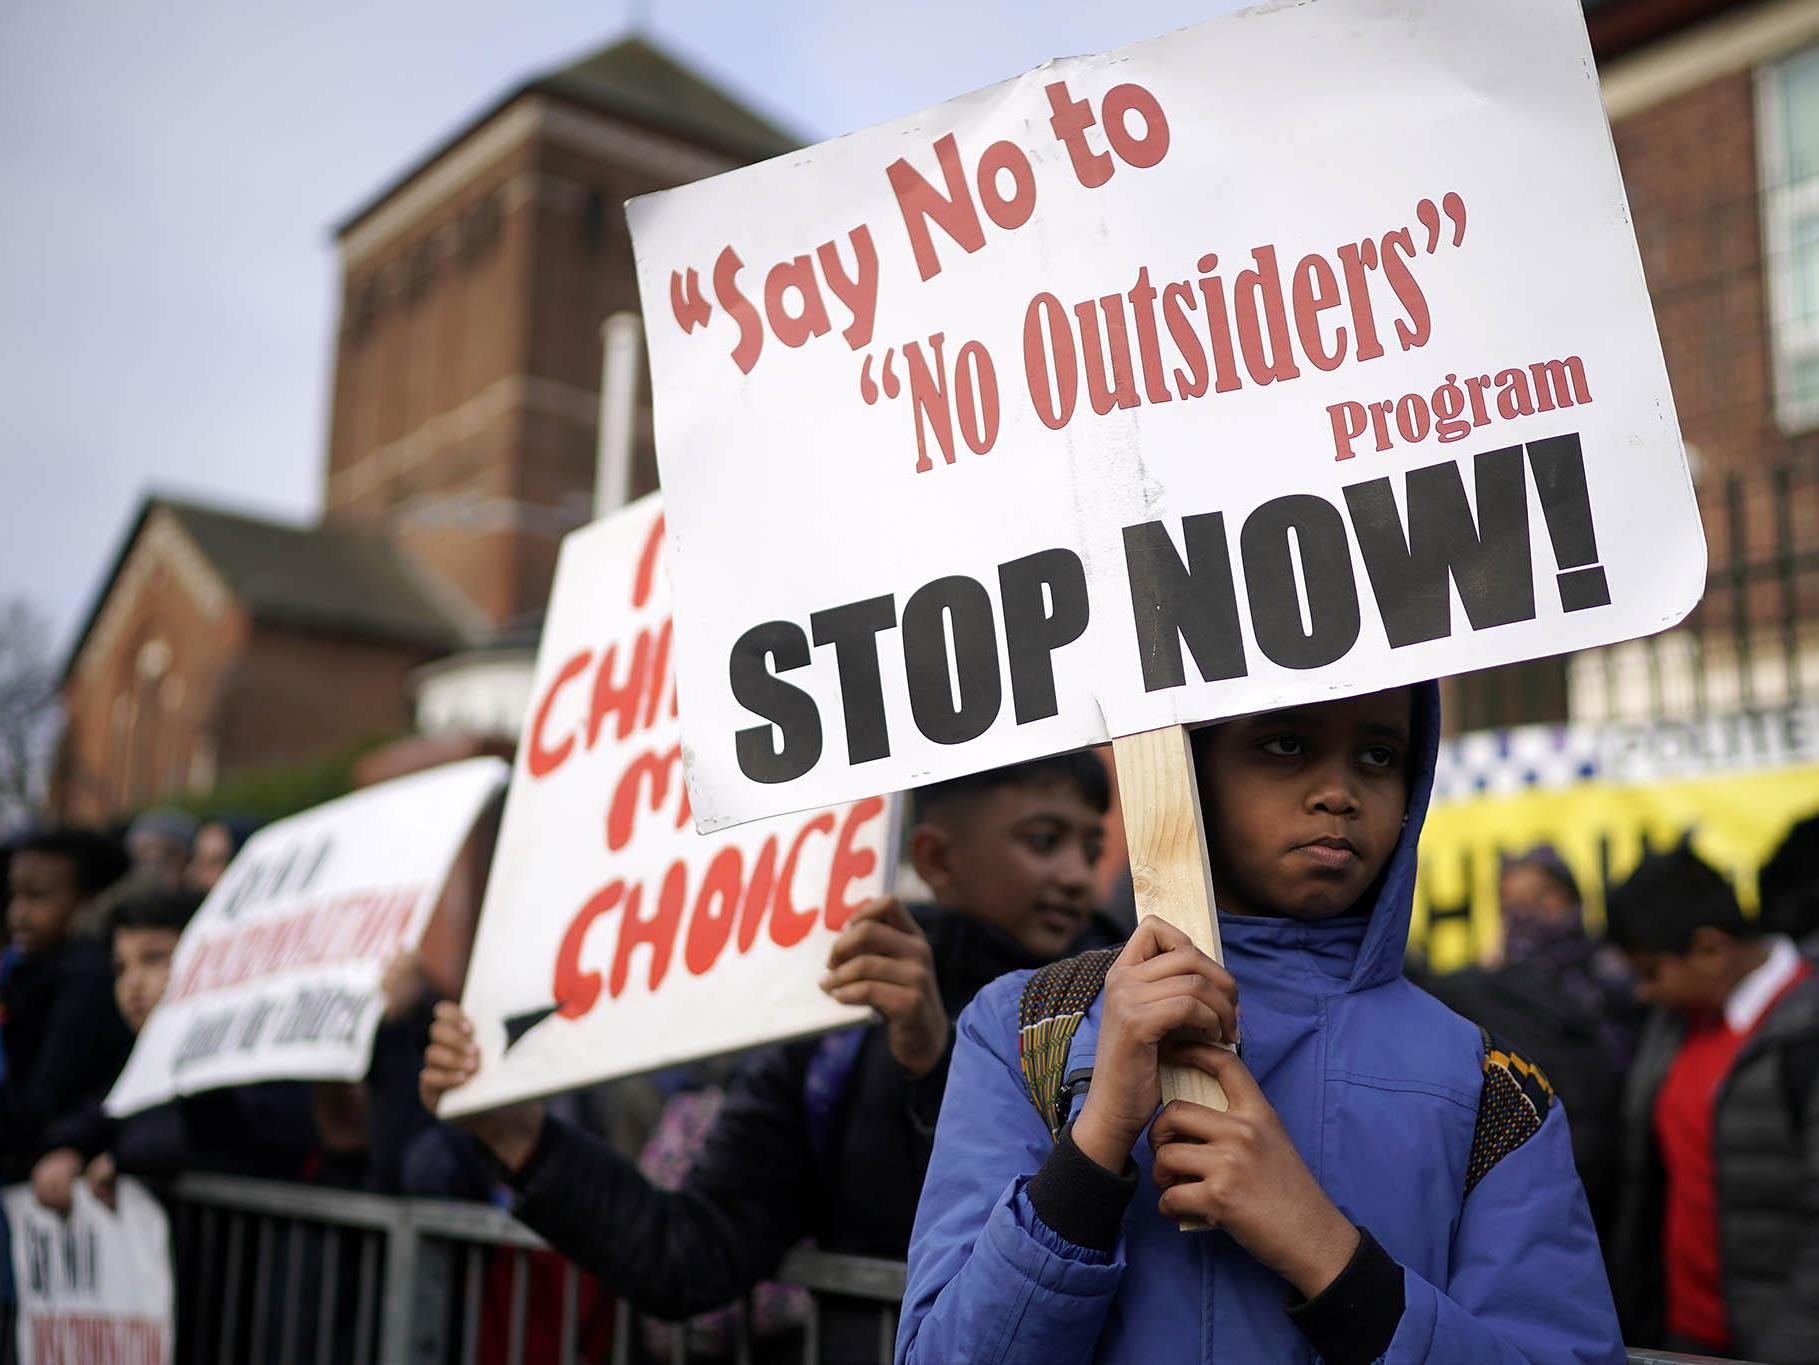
[1501,845,1581,905]
[1761,813,1819,941]
[912,751,1112,823]
[111,888,204,936]
[1606,842,1751,955]
[9,828,130,897]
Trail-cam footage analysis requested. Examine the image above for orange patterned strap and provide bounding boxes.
[1017,949,1119,1142]
[1466,1027,1555,1196]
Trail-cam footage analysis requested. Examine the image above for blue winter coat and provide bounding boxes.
[897,684,1624,1363]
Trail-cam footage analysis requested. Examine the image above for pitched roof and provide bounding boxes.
[169,500,468,646]
[533,36,797,163]
[63,496,468,681]
[337,34,797,238]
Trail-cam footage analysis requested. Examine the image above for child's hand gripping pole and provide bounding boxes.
[1111,724,1229,1231]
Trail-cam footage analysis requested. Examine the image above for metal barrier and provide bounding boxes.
[166,1173,903,1364]
[0,1173,1752,1364]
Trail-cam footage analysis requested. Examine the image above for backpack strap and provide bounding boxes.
[1018,948,1119,1142]
[1466,1027,1556,1197]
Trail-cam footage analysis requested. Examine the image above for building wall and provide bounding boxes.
[1616,68,1783,483]
[52,513,443,821]
[323,94,734,627]
[324,120,538,624]
[1599,7,1819,711]
[54,511,249,822]
[211,626,431,777]
[1457,3,1819,730]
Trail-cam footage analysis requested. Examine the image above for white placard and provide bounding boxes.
[628,0,1703,832]
[4,1178,173,1365]
[106,757,508,1116]
[442,494,887,1118]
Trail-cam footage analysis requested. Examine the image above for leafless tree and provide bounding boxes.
[0,597,59,826]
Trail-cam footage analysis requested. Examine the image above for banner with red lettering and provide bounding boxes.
[441,494,888,1117]
[4,1179,173,1365]
[105,757,508,1115]
[627,0,1705,832]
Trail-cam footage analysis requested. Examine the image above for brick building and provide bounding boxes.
[323,37,791,626]
[53,37,793,820]
[56,7,1819,819]
[53,499,465,821]
[1455,0,1819,729]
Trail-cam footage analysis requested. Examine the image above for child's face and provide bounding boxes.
[1192,690,1412,921]
[186,824,235,893]
[113,926,180,1033]
[6,852,83,955]
[914,778,1105,958]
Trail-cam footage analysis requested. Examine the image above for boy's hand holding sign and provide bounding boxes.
[820,897,949,1078]
[442,494,893,1119]
[423,891,951,1164]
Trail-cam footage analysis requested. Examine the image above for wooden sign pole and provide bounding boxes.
[1112,724,1228,1230]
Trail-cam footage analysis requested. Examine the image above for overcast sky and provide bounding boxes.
[0,0,1247,662]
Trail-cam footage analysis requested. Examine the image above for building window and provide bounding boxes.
[458,194,502,264]
[1760,43,1819,432]
[345,279,379,342]
[406,240,438,303]
[580,188,607,254]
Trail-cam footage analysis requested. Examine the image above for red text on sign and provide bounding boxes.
[551,796,887,1020]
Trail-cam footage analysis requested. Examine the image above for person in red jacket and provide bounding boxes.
[1609,842,1819,1361]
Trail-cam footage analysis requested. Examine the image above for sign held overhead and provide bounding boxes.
[629,0,1704,833]
[442,494,889,1119]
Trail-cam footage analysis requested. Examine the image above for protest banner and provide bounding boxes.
[1415,759,1819,971]
[627,0,1703,835]
[4,1179,173,1365]
[441,493,890,1118]
[106,757,507,1116]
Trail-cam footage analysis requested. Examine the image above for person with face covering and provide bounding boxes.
[1417,846,1640,1242]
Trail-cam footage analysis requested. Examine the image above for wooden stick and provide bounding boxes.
[1112,724,1227,1231]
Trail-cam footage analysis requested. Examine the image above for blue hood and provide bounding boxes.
[1216,679,1441,998]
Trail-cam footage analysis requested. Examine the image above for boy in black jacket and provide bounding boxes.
[30,888,318,1212]
[2,828,131,1179]
[419,754,1119,1365]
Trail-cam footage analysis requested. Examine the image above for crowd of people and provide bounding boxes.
[5,686,1819,1362]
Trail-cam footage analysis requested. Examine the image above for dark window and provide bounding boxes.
[406,241,437,302]
[580,188,607,253]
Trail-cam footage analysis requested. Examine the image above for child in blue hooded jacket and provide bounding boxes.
[897,685,1624,1363]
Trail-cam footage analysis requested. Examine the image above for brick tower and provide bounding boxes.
[322,37,795,627]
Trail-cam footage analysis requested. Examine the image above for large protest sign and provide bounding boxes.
[442,493,888,1118]
[4,1179,173,1365]
[627,0,1704,833]
[106,757,507,1115]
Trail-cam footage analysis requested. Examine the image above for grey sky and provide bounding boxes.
[0,0,1243,662]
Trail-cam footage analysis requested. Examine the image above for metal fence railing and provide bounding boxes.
[1449,456,1819,732]
[165,1173,904,1365]
[0,1173,1758,1364]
